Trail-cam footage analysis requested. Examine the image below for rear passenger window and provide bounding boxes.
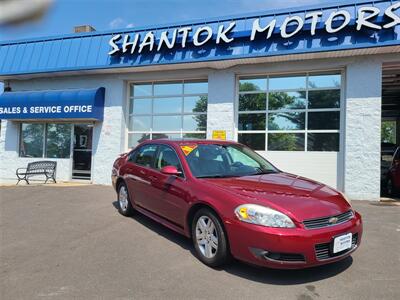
[134,145,157,168]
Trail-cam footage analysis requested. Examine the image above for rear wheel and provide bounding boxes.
[192,208,230,267]
[117,182,134,217]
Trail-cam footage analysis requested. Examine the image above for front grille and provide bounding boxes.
[264,252,305,263]
[303,210,354,229]
[315,233,358,261]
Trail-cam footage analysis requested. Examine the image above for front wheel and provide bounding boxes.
[117,182,134,217]
[192,208,230,267]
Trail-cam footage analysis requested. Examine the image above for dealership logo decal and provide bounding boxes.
[108,2,400,56]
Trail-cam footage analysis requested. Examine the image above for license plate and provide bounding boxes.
[333,233,352,253]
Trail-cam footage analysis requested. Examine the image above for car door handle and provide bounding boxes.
[149,175,158,182]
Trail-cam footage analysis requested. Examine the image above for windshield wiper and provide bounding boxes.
[196,174,236,179]
[253,170,278,175]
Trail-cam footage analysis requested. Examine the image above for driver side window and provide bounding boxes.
[155,145,183,175]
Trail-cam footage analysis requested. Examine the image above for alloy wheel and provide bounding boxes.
[195,216,218,258]
[119,185,129,212]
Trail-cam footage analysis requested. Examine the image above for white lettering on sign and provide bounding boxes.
[305,11,323,36]
[326,10,351,34]
[63,105,92,113]
[281,15,304,38]
[0,105,93,116]
[193,26,213,46]
[0,107,21,115]
[108,2,400,55]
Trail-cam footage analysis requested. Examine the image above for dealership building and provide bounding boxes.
[0,0,399,200]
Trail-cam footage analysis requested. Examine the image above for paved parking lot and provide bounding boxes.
[0,185,399,300]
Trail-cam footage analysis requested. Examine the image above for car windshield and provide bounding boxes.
[183,144,279,178]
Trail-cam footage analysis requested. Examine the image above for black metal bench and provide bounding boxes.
[16,161,57,185]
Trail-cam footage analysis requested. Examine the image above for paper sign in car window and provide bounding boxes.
[181,144,198,156]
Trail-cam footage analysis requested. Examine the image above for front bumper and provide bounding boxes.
[225,211,363,269]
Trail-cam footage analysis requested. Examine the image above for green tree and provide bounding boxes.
[381,121,396,144]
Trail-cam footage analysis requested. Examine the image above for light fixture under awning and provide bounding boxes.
[0,87,105,120]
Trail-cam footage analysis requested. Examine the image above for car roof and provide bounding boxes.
[141,139,238,146]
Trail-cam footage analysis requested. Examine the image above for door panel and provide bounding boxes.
[149,145,189,226]
[124,144,158,211]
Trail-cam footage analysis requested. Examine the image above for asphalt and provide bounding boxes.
[0,185,399,300]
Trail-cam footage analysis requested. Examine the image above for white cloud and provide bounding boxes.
[109,17,135,29]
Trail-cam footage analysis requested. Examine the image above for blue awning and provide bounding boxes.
[0,87,105,120]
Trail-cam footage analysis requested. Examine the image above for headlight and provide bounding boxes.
[234,204,295,228]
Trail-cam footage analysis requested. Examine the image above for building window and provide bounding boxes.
[20,123,71,158]
[128,80,208,148]
[238,73,341,152]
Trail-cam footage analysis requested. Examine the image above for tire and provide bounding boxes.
[191,208,230,267]
[117,182,134,217]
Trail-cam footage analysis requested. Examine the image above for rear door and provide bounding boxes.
[123,144,158,210]
[148,145,189,227]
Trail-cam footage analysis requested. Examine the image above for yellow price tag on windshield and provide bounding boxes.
[181,144,198,156]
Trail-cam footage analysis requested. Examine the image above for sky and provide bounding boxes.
[0,0,368,93]
[0,0,370,41]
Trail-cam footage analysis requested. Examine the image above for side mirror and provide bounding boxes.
[160,165,182,176]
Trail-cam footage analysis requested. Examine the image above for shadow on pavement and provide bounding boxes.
[112,201,353,285]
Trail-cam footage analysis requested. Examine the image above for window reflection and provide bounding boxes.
[308,112,340,130]
[130,116,151,131]
[129,81,208,144]
[132,84,152,97]
[239,93,266,111]
[239,78,267,92]
[184,81,208,94]
[268,112,305,130]
[268,133,305,151]
[238,133,265,151]
[154,82,182,96]
[239,114,266,131]
[308,90,340,109]
[153,97,182,114]
[269,91,306,110]
[238,73,341,152]
[132,98,152,114]
[308,74,341,89]
[20,123,45,157]
[46,124,71,158]
[183,115,207,131]
[269,76,306,90]
[184,96,207,113]
[308,133,339,152]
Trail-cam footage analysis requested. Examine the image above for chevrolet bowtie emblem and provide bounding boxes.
[329,217,339,224]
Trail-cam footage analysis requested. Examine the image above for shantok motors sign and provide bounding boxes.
[108,2,400,56]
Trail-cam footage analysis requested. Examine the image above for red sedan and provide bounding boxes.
[386,146,400,196]
[112,140,362,269]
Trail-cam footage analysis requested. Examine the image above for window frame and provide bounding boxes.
[126,79,208,150]
[235,71,343,152]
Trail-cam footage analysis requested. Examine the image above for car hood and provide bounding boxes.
[200,172,351,222]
